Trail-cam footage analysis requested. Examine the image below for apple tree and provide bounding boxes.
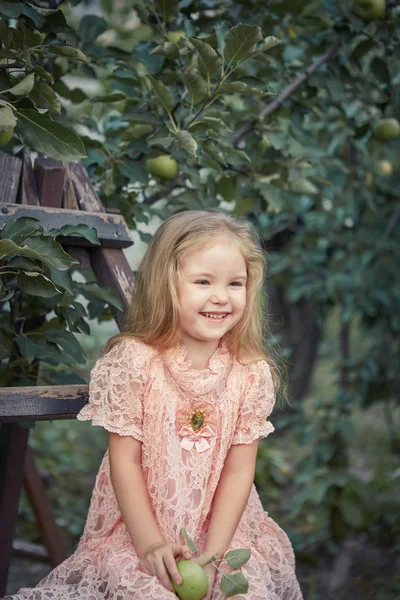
[1,0,400,576]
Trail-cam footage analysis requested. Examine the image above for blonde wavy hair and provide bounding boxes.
[105,210,282,391]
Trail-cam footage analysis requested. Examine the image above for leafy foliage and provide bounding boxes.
[0,217,121,386]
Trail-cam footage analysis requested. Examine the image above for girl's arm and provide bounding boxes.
[109,433,192,592]
[108,432,165,556]
[203,440,259,560]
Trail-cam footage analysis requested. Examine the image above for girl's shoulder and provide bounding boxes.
[99,335,158,366]
[234,354,271,374]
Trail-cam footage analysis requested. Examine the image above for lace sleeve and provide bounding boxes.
[231,360,275,445]
[77,338,149,441]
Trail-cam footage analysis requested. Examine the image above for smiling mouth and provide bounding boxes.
[200,312,230,320]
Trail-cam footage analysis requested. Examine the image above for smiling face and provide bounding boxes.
[177,236,247,355]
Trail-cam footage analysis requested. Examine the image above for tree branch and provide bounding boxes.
[229,39,342,146]
[142,176,187,205]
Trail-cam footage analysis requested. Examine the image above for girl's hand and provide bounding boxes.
[192,556,217,600]
[138,541,192,593]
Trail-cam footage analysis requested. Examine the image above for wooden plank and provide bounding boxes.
[0,423,30,597]
[0,385,88,422]
[17,148,40,206]
[0,152,22,204]
[0,203,133,249]
[69,161,104,212]
[63,164,79,210]
[34,158,65,208]
[65,247,91,269]
[91,246,134,314]
[23,447,68,567]
[13,539,49,561]
[12,539,49,561]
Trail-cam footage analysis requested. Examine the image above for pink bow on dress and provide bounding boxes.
[178,425,215,453]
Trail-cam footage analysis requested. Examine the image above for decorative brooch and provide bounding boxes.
[178,409,215,453]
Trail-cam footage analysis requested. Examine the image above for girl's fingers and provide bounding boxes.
[155,556,176,593]
[172,543,192,559]
[164,554,183,587]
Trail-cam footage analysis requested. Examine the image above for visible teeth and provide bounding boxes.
[202,313,227,319]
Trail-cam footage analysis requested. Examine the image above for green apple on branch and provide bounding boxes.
[352,0,386,20]
[145,154,179,181]
[167,30,186,45]
[373,118,400,141]
[374,160,393,176]
[0,128,14,146]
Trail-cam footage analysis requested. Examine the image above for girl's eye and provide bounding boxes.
[230,281,244,286]
[196,280,209,285]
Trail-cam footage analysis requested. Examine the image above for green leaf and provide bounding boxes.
[216,81,263,96]
[91,92,126,103]
[151,42,180,60]
[224,549,251,568]
[0,328,13,359]
[18,272,61,297]
[179,527,199,553]
[147,76,174,114]
[16,336,37,362]
[119,160,149,184]
[370,57,390,85]
[179,71,207,105]
[121,124,153,140]
[159,0,179,22]
[50,267,74,295]
[0,237,78,270]
[30,79,61,113]
[224,24,263,66]
[48,45,88,62]
[176,130,198,158]
[44,329,85,364]
[78,283,123,310]
[5,73,35,96]
[258,36,281,54]
[339,494,364,528]
[79,15,107,44]
[17,109,86,161]
[0,2,45,28]
[220,571,249,596]
[290,177,318,195]
[217,175,237,201]
[0,106,17,132]
[0,217,42,244]
[7,256,41,272]
[202,140,226,165]
[190,37,222,79]
[126,114,160,125]
[49,224,100,245]
[188,117,228,134]
[147,132,174,149]
[30,338,61,365]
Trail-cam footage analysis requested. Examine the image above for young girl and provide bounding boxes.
[8,210,303,600]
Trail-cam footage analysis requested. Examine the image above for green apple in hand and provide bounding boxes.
[171,560,209,600]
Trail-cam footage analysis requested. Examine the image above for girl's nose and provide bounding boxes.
[211,289,229,304]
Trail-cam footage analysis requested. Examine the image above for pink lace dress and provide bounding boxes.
[8,337,303,600]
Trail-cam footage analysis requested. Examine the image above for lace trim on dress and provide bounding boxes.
[165,335,232,396]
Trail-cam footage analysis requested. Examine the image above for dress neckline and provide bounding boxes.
[165,335,232,396]
[177,335,230,373]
